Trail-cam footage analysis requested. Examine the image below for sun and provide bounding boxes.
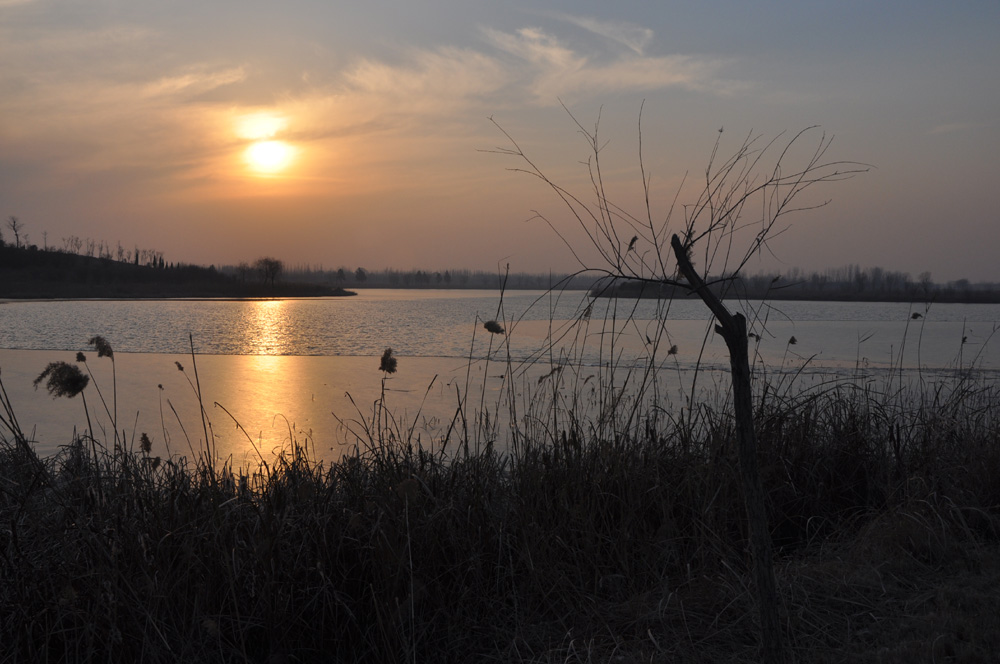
[246,140,294,174]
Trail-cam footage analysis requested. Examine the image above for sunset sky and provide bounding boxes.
[2,1,998,281]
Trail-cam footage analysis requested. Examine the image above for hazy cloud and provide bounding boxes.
[0,62,253,183]
[928,122,987,135]
[0,14,736,196]
[0,24,153,59]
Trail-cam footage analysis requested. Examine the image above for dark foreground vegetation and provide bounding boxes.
[0,244,352,299]
[2,357,999,662]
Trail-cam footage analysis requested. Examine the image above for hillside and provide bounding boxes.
[0,245,353,299]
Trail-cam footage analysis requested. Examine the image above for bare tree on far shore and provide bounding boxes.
[255,257,284,287]
[7,216,24,249]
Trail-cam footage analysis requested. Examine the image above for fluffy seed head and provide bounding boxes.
[379,348,398,374]
[88,335,114,359]
[34,361,90,398]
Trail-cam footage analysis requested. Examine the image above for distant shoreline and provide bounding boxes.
[595,292,1000,305]
[591,282,1000,305]
[0,287,357,300]
[0,293,356,304]
[7,287,1000,305]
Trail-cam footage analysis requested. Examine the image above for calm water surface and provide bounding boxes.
[2,289,998,460]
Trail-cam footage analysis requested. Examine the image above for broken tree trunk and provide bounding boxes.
[670,234,786,663]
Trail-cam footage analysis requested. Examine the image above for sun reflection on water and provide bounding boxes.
[242,300,291,355]
[205,353,306,462]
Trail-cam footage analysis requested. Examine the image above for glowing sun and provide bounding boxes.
[246,140,294,173]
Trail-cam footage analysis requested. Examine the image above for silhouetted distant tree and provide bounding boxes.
[919,271,934,299]
[255,257,284,287]
[7,216,23,249]
[237,261,252,284]
[355,267,367,283]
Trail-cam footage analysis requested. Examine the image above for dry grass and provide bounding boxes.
[2,357,999,662]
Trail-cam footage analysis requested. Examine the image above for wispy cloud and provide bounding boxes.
[553,14,654,54]
[143,67,246,98]
[483,26,734,103]
[342,46,508,110]
[487,27,582,72]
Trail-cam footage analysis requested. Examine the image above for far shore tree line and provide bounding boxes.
[274,264,596,290]
[280,261,1000,302]
[599,263,1000,303]
[767,266,985,301]
[737,264,992,300]
[3,215,170,270]
[6,214,1000,300]
[233,257,285,287]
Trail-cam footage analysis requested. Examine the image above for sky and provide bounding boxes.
[1,1,998,282]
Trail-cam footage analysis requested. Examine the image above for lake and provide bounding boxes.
[2,289,998,462]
